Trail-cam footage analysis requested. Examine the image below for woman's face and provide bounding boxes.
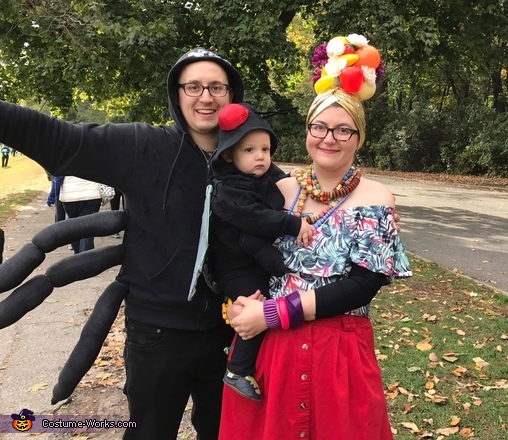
[306,105,359,171]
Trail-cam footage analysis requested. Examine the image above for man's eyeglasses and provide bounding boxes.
[307,124,359,141]
[178,82,230,97]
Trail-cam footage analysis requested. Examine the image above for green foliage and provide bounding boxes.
[1,0,508,175]
[458,112,508,177]
[372,107,448,173]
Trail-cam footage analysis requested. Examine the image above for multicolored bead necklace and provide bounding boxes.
[292,165,361,225]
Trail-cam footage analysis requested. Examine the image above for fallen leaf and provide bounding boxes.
[417,338,433,351]
[436,426,459,435]
[400,421,420,434]
[472,357,490,369]
[424,392,448,404]
[451,366,468,377]
[429,352,439,362]
[29,383,48,392]
[95,372,112,380]
[450,417,461,426]
[425,380,434,390]
[459,427,474,437]
[443,354,458,362]
[407,366,422,372]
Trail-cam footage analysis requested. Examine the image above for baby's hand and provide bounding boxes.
[296,220,316,247]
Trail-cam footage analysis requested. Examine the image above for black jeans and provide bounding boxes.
[123,319,234,440]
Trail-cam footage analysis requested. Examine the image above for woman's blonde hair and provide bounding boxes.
[306,89,366,149]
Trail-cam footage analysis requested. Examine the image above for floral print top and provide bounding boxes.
[269,201,412,316]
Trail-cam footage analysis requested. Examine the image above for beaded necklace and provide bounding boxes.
[291,165,361,225]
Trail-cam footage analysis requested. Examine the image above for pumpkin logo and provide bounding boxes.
[11,408,35,432]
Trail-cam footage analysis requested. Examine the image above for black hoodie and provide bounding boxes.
[0,48,244,330]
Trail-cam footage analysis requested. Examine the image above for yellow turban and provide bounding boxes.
[306,89,366,149]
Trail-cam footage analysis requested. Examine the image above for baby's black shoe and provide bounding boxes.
[223,370,262,401]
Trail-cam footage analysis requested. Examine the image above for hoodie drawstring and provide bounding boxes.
[162,133,185,211]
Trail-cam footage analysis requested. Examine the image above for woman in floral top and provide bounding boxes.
[219,35,412,440]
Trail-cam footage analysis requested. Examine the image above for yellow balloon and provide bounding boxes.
[342,54,359,66]
[314,75,335,94]
[357,81,376,100]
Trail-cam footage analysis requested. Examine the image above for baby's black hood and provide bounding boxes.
[212,103,277,175]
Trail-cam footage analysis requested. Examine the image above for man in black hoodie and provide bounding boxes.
[0,47,244,439]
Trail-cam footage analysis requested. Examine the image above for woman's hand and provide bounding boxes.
[226,290,264,322]
[229,296,268,340]
[393,210,401,233]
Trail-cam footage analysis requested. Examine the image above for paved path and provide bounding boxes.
[0,194,124,436]
[371,174,508,294]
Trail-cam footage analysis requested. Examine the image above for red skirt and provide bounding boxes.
[219,315,393,440]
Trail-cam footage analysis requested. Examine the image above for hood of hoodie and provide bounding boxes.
[167,47,245,133]
[212,103,277,175]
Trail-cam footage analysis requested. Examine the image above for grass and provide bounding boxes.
[1,159,507,438]
[374,257,508,439]
[0,154,49,226]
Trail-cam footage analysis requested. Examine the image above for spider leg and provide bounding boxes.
[0,209,128,405]
[0,210,126,293]
[51,280,128,404]
[0,243,124,329]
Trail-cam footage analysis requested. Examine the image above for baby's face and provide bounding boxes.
[230,130,272,178]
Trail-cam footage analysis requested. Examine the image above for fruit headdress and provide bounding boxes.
[311,33,384,101]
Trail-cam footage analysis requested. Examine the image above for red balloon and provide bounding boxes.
[339,67,364,93]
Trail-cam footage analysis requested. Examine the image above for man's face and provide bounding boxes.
[178,61,233,140]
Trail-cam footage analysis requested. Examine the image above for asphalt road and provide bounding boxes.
[368,174,508,294]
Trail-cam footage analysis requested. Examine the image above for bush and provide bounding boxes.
[371,108,448,172]
[369,103,508,177]
[465,113,508,177]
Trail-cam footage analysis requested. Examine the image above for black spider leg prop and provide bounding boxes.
[0,245,124,329]
[0,210,126,294]
[0,210,127,403]
[51,279,128,404]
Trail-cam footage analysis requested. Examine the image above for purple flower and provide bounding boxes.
[375,60,385,84]
[311,43,328,68]
[312,68,322,85]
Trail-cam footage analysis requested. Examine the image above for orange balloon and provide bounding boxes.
[355,46,381,69]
